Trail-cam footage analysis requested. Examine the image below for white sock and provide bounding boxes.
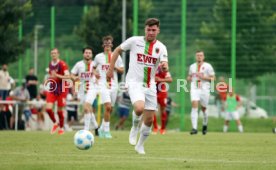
[191,108,198,129]
[90,113,98,129]
[99,118,104,130]
[223,125,228,132]
[84,113,92,131]
[202,111,208,126]
[136,123,151,148]
[103,121,110,132]
[238,125,243,133]
[132,111,142,129]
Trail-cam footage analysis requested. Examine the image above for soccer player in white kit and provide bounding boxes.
[187,51,215,135]
[93,35,124,139]
[107,18,169,154]
[71,47,98,133]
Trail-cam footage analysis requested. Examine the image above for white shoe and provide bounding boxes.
[135,145,145,155]
[129,127,139,145]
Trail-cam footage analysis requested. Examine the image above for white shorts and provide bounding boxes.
[78,90,97,104]
[225,111,240,120]
[128,83,157,111]
[190,89,210,107]
[110,88,118,106]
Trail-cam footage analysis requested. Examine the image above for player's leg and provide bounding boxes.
[135,92,157,154]
[98,89,112,138]
[190,89,200,135]
[159,97,167,135]
[223,112,231,132]
[45,93,58,134]
[152,95,162,134]
[128,85,145,145]
[83,91,98,133]
[200,91,210,135]
[56,94,67,135]
[233,111,243,132]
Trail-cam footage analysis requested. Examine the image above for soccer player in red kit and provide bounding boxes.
[45,48,70,135]
[152,63,172,134]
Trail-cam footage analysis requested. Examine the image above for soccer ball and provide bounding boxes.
[74,130,94,150]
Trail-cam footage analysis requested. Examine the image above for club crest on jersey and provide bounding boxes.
[137,53,158,64]
[155,48,160,54]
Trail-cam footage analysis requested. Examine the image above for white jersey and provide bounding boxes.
[94,52,124,88]
[189,62,215,91]
[71,60,96,94]
[120,36,168,88]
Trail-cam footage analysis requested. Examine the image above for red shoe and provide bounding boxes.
[51,124,59,134]
[58,129,64,135]
[160,129,166,135]
[152,128,158,135]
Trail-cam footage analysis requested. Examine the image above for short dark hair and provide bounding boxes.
[145,18,160,27]
[82,47,93,54]
[102,35,113,43]
[196,50,204,53]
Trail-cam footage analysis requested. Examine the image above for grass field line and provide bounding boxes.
[3,151,274,164]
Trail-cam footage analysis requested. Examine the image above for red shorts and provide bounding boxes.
[157,94,167,107]
[46,92,66,107]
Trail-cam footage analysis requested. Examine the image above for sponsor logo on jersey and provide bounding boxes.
[101,64,110,71]
[80,72,93,79]
[137,53,158,64]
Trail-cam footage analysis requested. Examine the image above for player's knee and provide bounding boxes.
[105,103,112,113]
[135,107,144,115]
[83,103,92,113]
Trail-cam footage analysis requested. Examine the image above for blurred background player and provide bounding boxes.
[71,47,99,135]
[223,90,243,133]
[215,76,228,118]
[165,96,179,127]
[45,48,70,135]
[65,88,78,131]
[107,18,169,154]
[187,51,215,135]
[94,35,124,139]
[115,90,132,130]
[25,68,38,100]
[152,63,172,135]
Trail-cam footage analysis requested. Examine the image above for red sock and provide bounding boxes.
[46,109,56,123]
[161,111,167,130]
[57,110,64,128]
[153,114,158,129]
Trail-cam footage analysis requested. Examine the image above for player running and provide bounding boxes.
[71,47,99,134]
[107,18,169,154]
[93,35,124,139]
[45,48,70,135]
[152,63,172,135]
[187,50,215,135]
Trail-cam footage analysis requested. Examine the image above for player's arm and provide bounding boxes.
[199,75,215,81]
[54,70,71,79]
[115,66,124,74]
[107,46,123,79]
[70,73,79,82]
[187,65,192,82]
[236,95,242,109]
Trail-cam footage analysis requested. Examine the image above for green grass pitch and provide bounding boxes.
[0,131,276,170]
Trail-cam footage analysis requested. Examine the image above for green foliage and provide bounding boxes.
[75,0,153,54]
[0,0,32,64]
[197,0,276,78]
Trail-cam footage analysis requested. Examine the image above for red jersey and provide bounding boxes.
[48,60,69,96]
[155,66,171,96]
[216,83,228,101]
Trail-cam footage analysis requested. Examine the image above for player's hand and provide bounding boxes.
[197,73,204,80]
[155,76,161,82]
[51,70,57,78]
[161,62,168,71]
[106,68,114,81]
